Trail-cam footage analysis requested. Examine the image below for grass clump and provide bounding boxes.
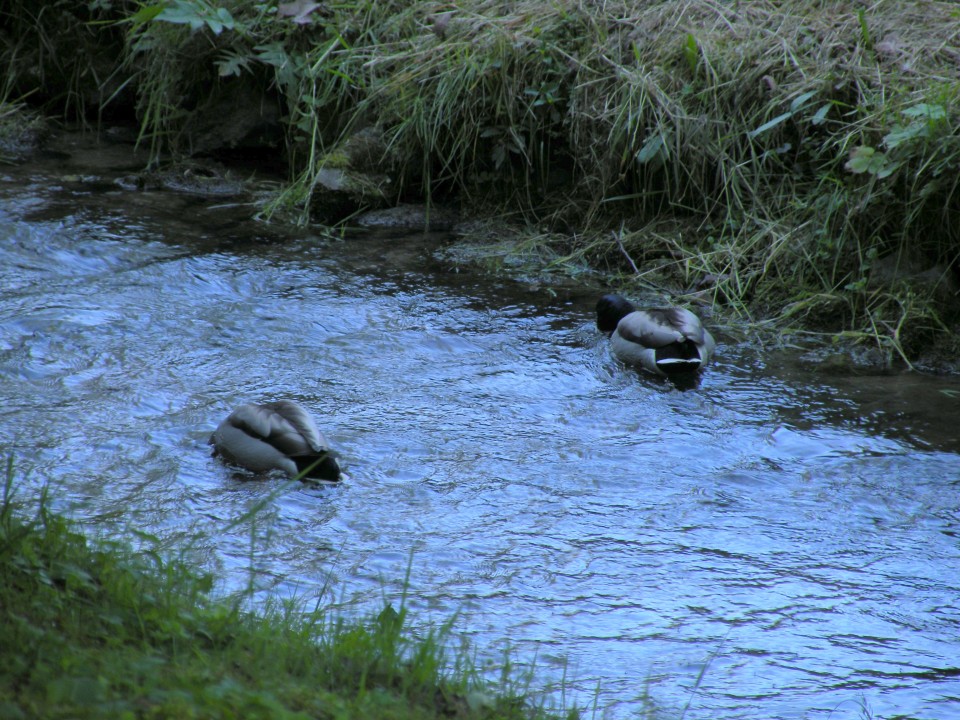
[0,464,574,720]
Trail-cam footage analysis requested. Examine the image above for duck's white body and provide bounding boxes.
[210,400,341,481]
[596,294,715,376]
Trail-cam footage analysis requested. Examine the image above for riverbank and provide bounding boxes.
[0,470,575,719]
[3,0,959,369]
[3,107,958,719]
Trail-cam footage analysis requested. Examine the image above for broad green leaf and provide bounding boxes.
[876,159,901,179]
[156,2,234,34]
[844,145,876,173]
[214,7,234,29]
[748,111,793,138]
[255,42,289,69]
[844,145,896,177]
[217,53,250,77]
[903,103,946,120]
[256,42,297,89]
[789,90,818,113]
[156,5,206,30]
[129,4,165,26]
[883,123,927,149]
[635,133,667,165]
[811,102,832,125]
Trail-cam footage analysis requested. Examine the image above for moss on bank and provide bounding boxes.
[0,471,574,720]
[3,0,960,366]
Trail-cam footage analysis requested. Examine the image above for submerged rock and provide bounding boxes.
[0,109,50,162]
[307,126,400,223]
[115,160,246,197]
[355,203,459,232]
[308,166,393,224]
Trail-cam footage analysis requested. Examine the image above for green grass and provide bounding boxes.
[0,462,578,720]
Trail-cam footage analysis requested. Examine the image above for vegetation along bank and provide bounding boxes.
[2,0,960,369]
[0,472,576,719]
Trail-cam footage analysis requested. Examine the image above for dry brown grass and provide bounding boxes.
[271,0,960,364]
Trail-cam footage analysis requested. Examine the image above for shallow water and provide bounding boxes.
[2,134,960,720]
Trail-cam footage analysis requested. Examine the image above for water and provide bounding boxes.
[2,134,960,720]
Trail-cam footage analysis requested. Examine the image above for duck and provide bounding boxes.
[210,400,341,481]
[595,293,715,376]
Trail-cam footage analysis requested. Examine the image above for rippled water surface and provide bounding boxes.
[2,135,960,720]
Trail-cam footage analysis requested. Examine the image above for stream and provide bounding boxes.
[2,132,959,720]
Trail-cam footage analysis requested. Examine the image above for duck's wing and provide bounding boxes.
[229,402,324,455]
[617,309,685,348]
[663,307,710,345]
[622,307,711,346]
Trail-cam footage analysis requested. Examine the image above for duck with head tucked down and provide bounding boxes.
[596,294,715,377]
[210,400,341,482]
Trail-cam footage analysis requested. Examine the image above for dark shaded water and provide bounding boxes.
[2,134,960,719]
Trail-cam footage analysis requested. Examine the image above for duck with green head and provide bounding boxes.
[596,294,715,377]
[210,400,341,482]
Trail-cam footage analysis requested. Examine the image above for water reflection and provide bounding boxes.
[1,136,959,720]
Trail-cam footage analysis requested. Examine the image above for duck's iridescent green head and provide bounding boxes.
[595,294,636,333]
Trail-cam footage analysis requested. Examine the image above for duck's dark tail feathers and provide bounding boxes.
[655,341,703,374]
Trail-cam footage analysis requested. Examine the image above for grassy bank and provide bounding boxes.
[3,0,960,366]
[0,469,575,720]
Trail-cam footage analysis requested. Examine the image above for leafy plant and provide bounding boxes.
[155,0,236,35]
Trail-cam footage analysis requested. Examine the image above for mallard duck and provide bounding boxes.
[596,294,715,376]
[210,400,341,481]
